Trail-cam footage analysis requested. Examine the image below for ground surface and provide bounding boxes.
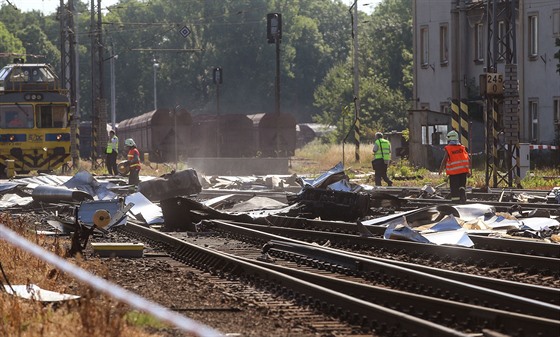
[96,233,346,337]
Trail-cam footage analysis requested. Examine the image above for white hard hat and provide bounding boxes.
[447,130,459,141]
[124,138,136,147]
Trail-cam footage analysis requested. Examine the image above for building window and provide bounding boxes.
[421,125,448,145]
[439,24,449,65]
[529,100,538,142]
[528,14,538,58]
[420,26,429,67]
[553,10,560,36]
[475,23,484,62]
[498,21,505,61]
[440,102,450,115]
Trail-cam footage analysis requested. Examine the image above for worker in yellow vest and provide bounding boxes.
[106,130,119,175]
[439,130,471,203]
[372,132,393,187]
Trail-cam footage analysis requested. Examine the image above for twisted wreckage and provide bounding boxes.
[0,162,558,257]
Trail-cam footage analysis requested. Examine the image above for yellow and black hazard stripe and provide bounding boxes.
[354,117,360,162]
[451,99,469,148]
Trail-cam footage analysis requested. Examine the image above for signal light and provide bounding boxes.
[267,13,282,44]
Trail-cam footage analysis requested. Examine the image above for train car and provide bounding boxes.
[0,60,71,173]
[117,107,192,163]
[248,113,297,157]
[190,114,254,157]
[78,121,113,159]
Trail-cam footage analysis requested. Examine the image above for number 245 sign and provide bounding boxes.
[486,73,504,95]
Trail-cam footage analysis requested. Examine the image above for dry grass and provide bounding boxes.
[294,140,559,189]
[293,140,374,174]
[0,213,160,337]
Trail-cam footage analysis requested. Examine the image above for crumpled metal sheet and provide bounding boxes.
[383,217,431,243]
[0,182,22,194]
[429,215,463,232]
[0,194,33,209]
[383,215,474,247]
[438,203,496,221]
[479,215,521,230]
[226,196,287,213]
[300,162,346,189]
[327,179,356,192]
[63,171,117,200]
[125,192,164,225]
[4,284,80,302]
[422,230,474,247]
[521,217,560,231]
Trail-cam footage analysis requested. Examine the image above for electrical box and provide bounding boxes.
[517,143,530,179]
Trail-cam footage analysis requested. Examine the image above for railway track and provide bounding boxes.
[268,214,560,258]
[117,221,560,337]
[207,219,559,275]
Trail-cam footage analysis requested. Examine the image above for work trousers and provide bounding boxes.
[449,172,467,203]
[372,159,393,187]
[106,152,118,175]
[129,169,140,186]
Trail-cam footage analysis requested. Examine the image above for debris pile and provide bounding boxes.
[0,164,557,255]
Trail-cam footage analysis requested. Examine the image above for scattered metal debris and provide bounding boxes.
[138,169,202,202]
[32,185,92,203]
[4,284,80,302]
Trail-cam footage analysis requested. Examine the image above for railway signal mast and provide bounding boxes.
[90,0,108,169]
[267,13,282,156]
[59,0,79,169]
[483,0,521,188]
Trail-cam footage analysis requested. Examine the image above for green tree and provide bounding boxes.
[312,0,412,142]
[0,22,25,67]
[17,24,60,65]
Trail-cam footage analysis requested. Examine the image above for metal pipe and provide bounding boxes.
[32,185,93,203]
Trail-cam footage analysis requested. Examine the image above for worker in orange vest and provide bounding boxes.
[439,130,471,203]
[124,138,141,186]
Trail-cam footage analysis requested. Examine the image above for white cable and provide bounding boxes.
[0,224,223,337]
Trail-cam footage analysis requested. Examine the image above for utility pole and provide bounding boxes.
[351,0,360,163]
[267,13,282,156]
[213,67,222,157]
[110,50,117,130]
[483,0,520,188]
[59,0,79,169]
[90,0,107,168]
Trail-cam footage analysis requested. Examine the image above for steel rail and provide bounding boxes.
[214,220,559,274]
[235,254,560,337]
[260,235,560,305]
[268,215,560,258]
[118,222,470,337]
[400,197,560,213]
[206,220,560,319]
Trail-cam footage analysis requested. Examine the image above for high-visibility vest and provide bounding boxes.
[106,135,119,154]
[127,148,141,171]
[445,144,470,175]
[373,138,391,161]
